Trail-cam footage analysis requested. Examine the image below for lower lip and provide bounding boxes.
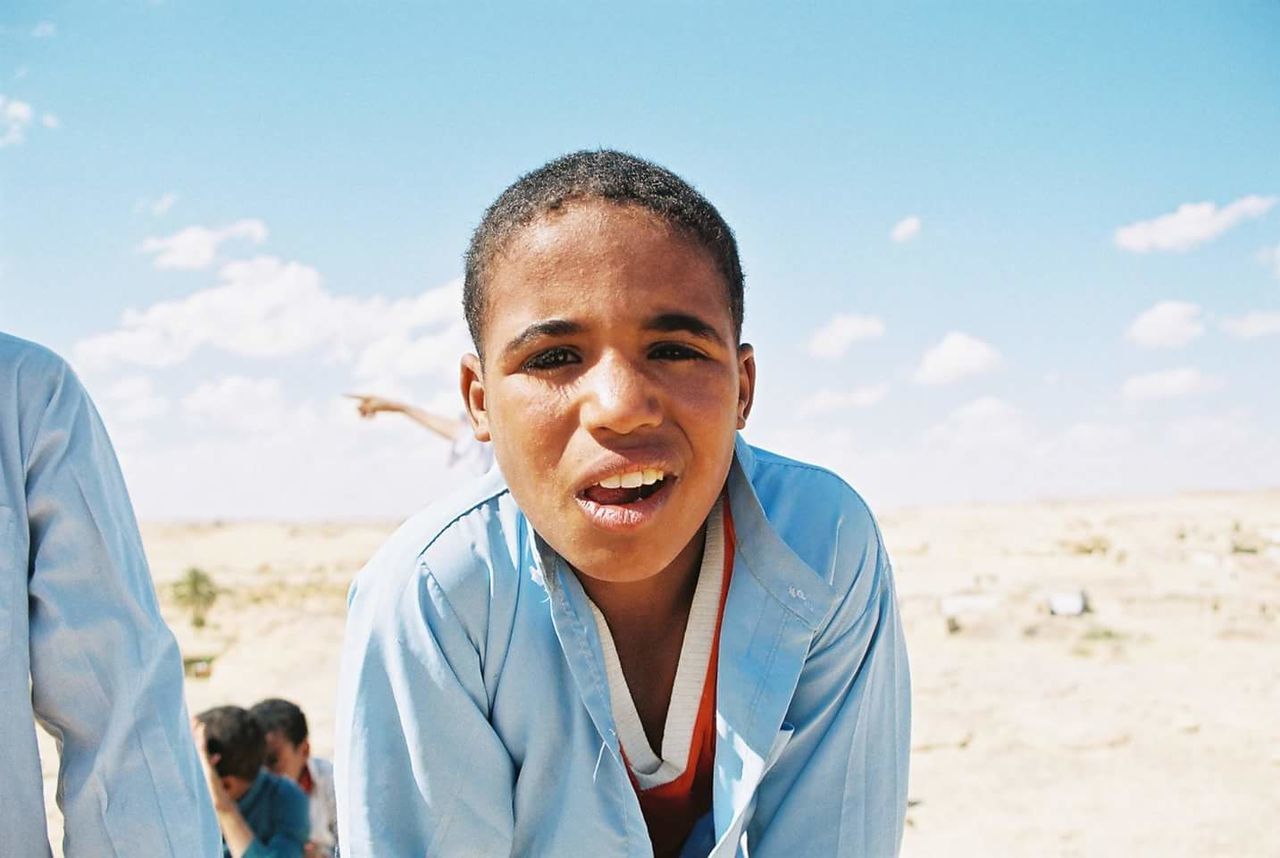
[575,479,676,533]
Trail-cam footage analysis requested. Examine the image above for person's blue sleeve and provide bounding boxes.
[335,548,515,856]
[242,780,310,858]
[25,357,222,855]
[746,504,912,856]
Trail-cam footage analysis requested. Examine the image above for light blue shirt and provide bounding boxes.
[336,436,910,857]
[0,333,221,857]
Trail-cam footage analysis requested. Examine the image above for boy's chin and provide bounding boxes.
[561,539,687,586]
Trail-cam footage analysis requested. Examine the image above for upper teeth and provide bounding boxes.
[598,469,664,489]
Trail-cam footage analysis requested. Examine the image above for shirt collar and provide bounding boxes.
[726,434,836,630]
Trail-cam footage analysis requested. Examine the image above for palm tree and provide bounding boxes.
[172,566,219,628]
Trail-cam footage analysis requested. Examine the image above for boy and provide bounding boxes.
[195,706,311,858]
[337,151,910,856]
[0,332,219,856]
[250,698,339,858]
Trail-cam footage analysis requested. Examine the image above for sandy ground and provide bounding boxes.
[37,491,1280,856]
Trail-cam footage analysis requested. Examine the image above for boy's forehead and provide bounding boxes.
[484,203,733,328]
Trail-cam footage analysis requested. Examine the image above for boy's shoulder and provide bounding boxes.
[0,332,77,406]
[349,470,517,615]
[260,769,308,808]
[744,443,878,534]
[741,442,885,593]
[0,331,64,373]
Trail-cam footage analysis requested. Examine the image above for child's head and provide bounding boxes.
[196,705,266,800]
[459,151,755,586]
[463,150,745,360]
[249,698,311,783]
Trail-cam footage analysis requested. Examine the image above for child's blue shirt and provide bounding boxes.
[336,436,911,857]
[229,769,311,858]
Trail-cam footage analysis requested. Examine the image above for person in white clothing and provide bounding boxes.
[346,393,494,475]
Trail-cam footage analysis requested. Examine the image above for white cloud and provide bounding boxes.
[1121,367,1221,401]
[1258,244,1280,279]
[102,375,169,423]
[1220,311,1280,339]
[890,216,921,244]
[1,94,34,147]
[923,396,1031,451]
[913,331,1002,385]
[76,256,325,368]
[134,192,180,216]
[1125,300,1204,348]
[1163,409,1255,453]
[1114,195,1277,253]
[182,375,289,434]
[13,67,29,80]
[115,399,461,520]
[150,192,178,215]
[74,256,466,391]
[1056,421,1136,454]
[40,112,58,129]
[807,313,885,359]
[138,219,268,270]
[78,261,474,520]
[799,383,889,415]
[31,22,56,38]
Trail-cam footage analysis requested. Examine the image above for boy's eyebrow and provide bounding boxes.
[502,319,584,357]
[643,312,725,344]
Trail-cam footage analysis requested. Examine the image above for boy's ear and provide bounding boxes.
[460,353,491,442]
[736,343,756,429]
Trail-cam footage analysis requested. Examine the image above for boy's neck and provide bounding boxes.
[575,524,707,645]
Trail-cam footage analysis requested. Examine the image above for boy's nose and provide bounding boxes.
[580,353,662,436]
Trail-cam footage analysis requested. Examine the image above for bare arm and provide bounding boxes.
[345,394,465,442]
[192,721,257,858]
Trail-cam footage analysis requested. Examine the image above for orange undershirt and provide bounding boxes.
[297,763,314,796]
[623,501,735,858]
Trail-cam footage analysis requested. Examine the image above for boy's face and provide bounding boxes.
[462,200,754,584]
[263,730,309,783]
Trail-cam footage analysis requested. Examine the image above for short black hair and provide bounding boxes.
[249,698,309,746]
[196,705,265,781]
[463,150,744,357]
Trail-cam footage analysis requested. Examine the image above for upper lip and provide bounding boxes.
[575,455,681,495]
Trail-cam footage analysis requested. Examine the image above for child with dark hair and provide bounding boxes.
[250,698,338,858]
[194,706,311,858]
[337,150,910,857]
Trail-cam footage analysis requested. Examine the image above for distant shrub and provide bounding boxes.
[172,566,219,627]
[1231,535,1262,555]
[1063,534,1111,556]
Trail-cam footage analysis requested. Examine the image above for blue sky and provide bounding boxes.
[3,2,1279,518]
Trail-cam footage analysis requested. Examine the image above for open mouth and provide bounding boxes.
[580,468,670,506]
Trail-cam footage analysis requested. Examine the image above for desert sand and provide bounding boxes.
[37,490,1280,856]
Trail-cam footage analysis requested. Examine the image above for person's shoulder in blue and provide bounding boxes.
[336,151,911,857]
[194,705,310,858]
[0,332,221,856]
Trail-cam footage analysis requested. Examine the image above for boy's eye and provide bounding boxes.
[522,346,580,371]
[649,343,704,361]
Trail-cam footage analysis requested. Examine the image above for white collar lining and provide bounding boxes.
[588,501,725,790]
